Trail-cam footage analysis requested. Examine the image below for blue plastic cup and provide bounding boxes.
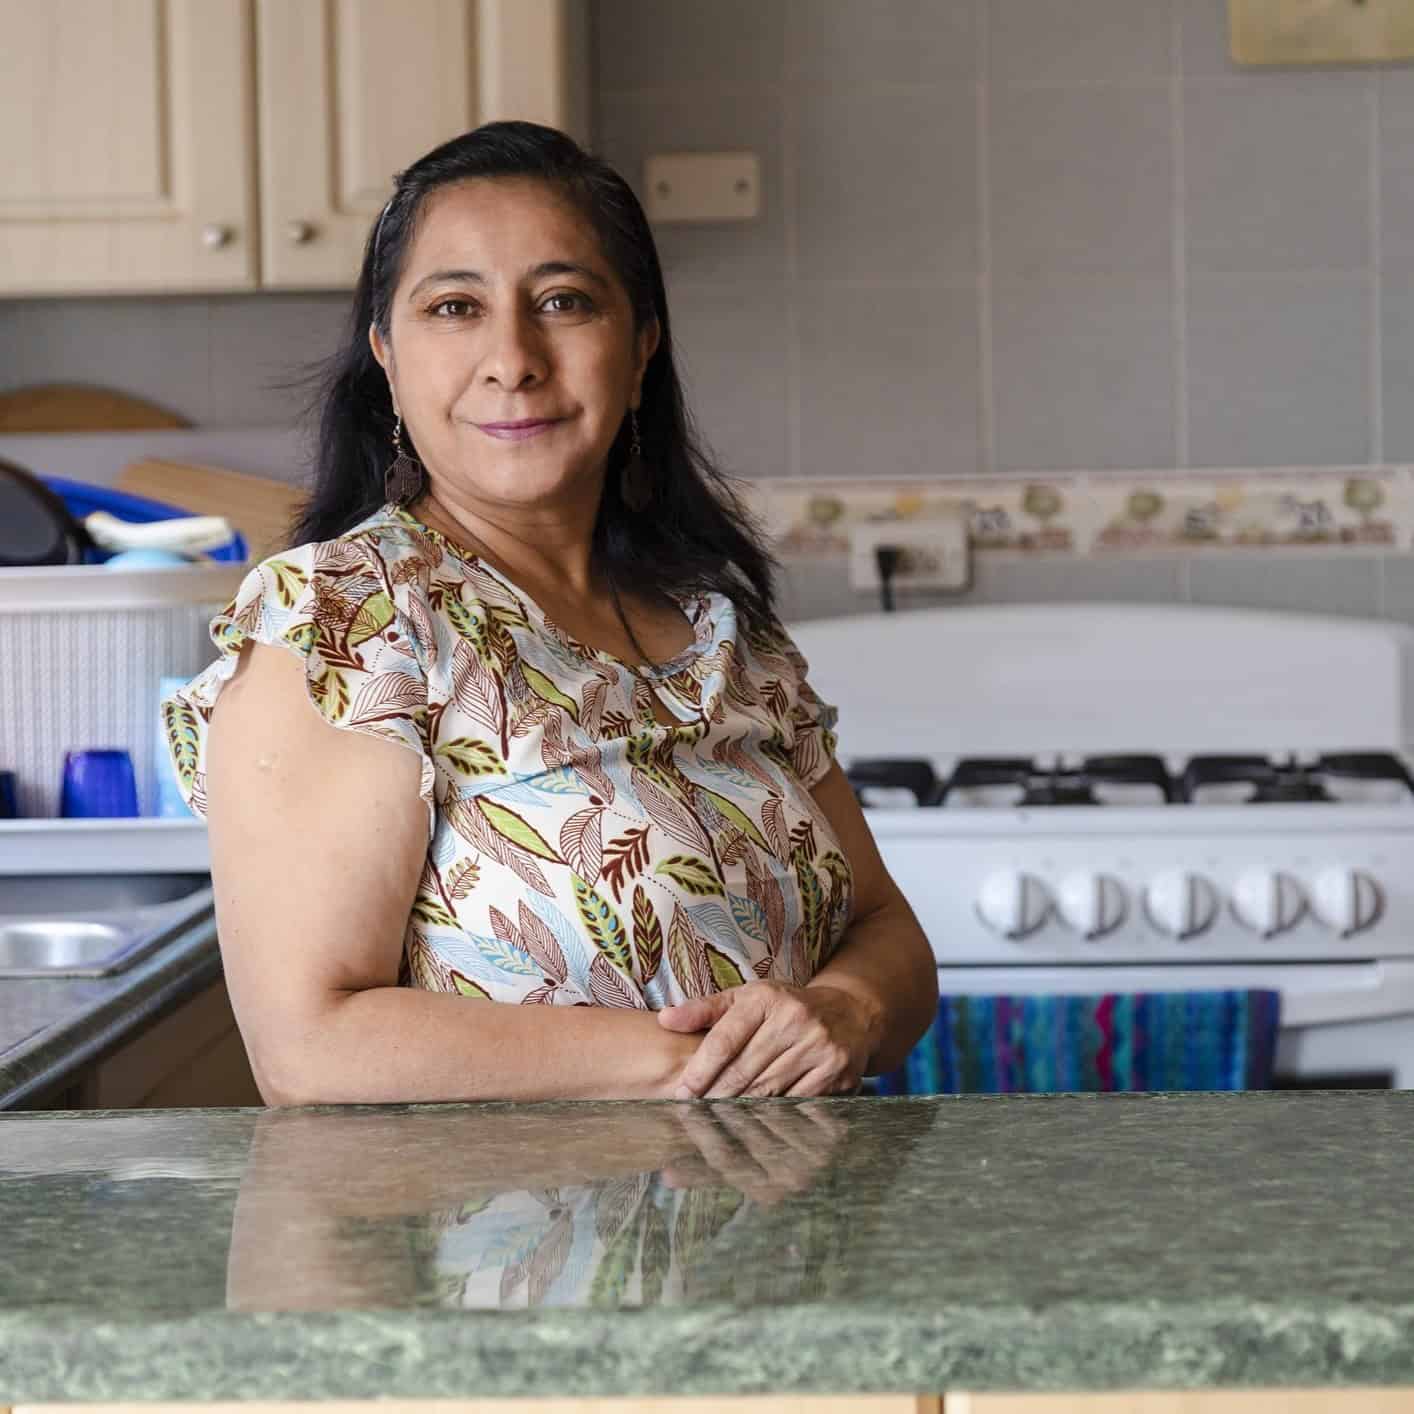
[60,750,139,818]
[0,771,17,819]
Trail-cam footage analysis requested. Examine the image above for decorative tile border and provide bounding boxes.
[1086,469,1406,555]
[752,468,1414,561]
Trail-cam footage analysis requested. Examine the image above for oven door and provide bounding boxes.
[930,959,1414,1090]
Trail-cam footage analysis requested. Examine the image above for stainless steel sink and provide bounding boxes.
[0,873,214,978]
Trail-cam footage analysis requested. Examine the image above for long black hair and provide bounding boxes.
[288,120,778,633]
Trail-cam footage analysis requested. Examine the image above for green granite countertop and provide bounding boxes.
[0,900,221,1108]
[4,1091,1414,1401]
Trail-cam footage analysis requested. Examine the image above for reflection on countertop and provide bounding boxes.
[7,1092,1414,1402]
[1,1099,890,1314]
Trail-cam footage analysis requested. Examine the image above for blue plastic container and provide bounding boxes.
[40,475,249,564]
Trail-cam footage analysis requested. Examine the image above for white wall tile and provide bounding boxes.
[0,297,212,423]
[794,283,981,481]
[1188,553,1380,616]
[1184,78,1373,273]
[597,0,784,90]
[207,294,349,428]
[991,275,1177,470]
[1379,71,1414,276]
[792,85,978,281]
[1178,0,1238,77]
[786,0,978,84]
[1380,554,1414,621]
[966,552,1187,604]
[989,84,1173,275]
[989,0,1173,83]
[1380,279,1414,462]
[1187,274,1372,466]
[667,281,791,480]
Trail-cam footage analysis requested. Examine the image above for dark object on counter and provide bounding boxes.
[0,458,92,566]
[0,771,17,819]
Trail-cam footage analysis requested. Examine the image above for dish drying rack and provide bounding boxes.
[1,559,241,871]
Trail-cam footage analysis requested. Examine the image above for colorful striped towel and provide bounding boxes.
[873,990,1281,1094]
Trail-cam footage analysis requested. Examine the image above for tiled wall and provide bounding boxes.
[6,0,1414,622]
[598,0,1414,480]
[594,0,1414,622]
[0,294,348,430]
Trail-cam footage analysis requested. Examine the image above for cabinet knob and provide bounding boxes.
[286,220,316,245]
[201,224,233,250]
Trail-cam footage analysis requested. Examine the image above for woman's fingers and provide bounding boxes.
[657,993,729,1033]
[674,990,768,1098]
[784,1065,843,1098]
[702,1024,802,1097]
[673,982,867,1100]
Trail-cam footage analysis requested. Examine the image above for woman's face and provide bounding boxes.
[370,177,658,515]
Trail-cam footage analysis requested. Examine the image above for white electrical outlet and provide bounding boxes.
[848,508,971,594]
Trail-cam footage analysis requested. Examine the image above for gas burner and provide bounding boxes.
[843,758,943,807]
[1180,752,1414,805]
[939,755,1177,808]
[843,752,1414,810]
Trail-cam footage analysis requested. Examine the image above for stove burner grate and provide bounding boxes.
[843,751,1414,808]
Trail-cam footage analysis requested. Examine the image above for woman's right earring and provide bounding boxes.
[620,409,652,512]
[384,413,426,506]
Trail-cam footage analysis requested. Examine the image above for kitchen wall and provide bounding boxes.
[4,0,1414,623]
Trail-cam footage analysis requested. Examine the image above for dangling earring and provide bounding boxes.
[384,413,426,506]
[620,408,652,512]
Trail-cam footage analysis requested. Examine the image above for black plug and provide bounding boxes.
[874,544,902,613]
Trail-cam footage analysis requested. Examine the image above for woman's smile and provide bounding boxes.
[473,416,567,441]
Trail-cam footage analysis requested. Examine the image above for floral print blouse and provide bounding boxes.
[161,503,853,1009]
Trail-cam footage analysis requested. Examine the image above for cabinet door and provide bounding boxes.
[74,979,265,1110]
[0,0,257,295]
[256,0,587,289]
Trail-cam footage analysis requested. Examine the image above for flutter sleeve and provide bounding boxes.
[752,618,841,792]
[158,535,437,839]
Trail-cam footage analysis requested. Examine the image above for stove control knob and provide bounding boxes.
[1310,868,1382,936]
[1057,872,1127,939]
[1230,870,1306,937]
[1145,870,1219,939]
[976,871,1052,939]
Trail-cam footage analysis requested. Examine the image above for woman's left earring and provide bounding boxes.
[620,408,652,512]
[384,413,426,506]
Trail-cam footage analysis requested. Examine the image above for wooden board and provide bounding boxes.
[115,458,307,562]
[0,384,190,432]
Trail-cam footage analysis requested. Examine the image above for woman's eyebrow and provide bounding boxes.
[527,260,610,288]
[407,261,610,301]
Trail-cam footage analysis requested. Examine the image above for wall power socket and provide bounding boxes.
[848,508,971,594]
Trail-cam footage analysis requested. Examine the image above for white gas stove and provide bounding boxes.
[790,603,1414,1088]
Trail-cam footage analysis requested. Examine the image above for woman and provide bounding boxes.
[161,121,937,1107]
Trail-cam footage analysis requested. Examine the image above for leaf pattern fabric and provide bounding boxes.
[161,502,852,1009]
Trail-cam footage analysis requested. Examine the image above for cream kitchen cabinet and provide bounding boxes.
[256,0,589,288]
[0,0,589,297]
[0,0,259,296]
